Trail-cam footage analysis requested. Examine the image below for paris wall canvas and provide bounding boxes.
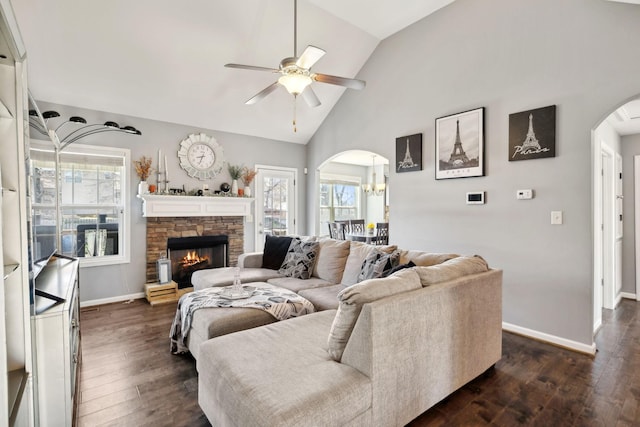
[395,133,422,173]
[435,107,484,179]
[508,105,556,161]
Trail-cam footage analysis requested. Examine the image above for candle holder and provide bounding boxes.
[156,253,172,284]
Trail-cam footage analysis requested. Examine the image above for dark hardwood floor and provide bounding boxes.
[78,298,640,426]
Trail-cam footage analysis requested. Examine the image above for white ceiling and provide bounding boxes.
[12,0,454,145]
[606,99,640,136]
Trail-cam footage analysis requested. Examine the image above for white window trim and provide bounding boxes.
[32,142,131,267]
[319,173,362,230]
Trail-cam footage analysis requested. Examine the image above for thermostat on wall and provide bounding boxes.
[466,191,485,205]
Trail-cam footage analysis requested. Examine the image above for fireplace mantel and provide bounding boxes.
[137,194,253,217]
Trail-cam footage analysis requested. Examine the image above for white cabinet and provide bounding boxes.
[34,256,80,427]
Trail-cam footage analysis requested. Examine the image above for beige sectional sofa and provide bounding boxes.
[188,237,503,426]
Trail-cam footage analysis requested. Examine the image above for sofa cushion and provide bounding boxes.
[278,238,320,279]
[398,250,459,267]
[357,249,400,282]
[416,255,489,286]
[267,276,333,293]
[328,268,421,361]
[312,238,351,283]
[341,241,397,286]
[198,310,372,427]
[298,284,343,311]
[191,267,283,291]
[261,235,293,270]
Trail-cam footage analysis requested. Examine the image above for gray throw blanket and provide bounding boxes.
[170,283,315,354]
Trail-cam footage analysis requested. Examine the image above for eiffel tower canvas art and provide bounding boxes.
[509,105,556,161]
[435,107,484,179]
[395,133,422,173]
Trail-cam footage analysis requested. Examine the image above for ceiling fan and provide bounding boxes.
[225,0,366,110]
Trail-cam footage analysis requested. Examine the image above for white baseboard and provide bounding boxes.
[502,322,596,355]
[80,292,145,308]
[620,292,638,301]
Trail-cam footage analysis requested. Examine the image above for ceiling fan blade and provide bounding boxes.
[301,86,321,108]
[225,63,280,73]
[245,82,280,105]
[312,73,366,90]
[296,45,326,70]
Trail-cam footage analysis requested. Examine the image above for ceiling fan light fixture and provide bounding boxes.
[278,73,312,95]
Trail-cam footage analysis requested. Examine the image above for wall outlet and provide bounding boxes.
[551,211,563,225]
[203,184,209,191]
[517,189,533,200]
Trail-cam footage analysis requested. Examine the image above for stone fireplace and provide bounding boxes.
[139,194,254,286]
[145,216,243,284]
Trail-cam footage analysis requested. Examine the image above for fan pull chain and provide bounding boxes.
[292,95,297,132]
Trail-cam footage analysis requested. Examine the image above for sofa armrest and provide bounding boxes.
[238,252,264,268]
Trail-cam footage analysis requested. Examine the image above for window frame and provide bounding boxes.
[319,173,362,234]
[31,142,131,268]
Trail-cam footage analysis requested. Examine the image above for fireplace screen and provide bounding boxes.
[167,235,228,288]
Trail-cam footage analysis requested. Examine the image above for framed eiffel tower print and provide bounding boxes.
[509,105,556,161]
[435,107,484,179]
[396,133,422,173]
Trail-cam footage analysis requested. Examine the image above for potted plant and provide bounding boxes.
[241,166,258,197]
[228,164,243,195]
[134,156,154,195]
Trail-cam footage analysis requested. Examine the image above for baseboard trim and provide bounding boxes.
[80,292,145,308]
[502,322,596,356]
[620,292,638,301]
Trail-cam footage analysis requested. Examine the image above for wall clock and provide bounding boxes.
[178,133,224,180]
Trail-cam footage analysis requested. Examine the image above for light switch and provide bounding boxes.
[517,189,533,200]
[246,214,253,223]
[551,211,563,225]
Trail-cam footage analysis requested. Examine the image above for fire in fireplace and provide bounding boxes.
[167,235,228,288]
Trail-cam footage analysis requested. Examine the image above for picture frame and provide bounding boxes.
[435,107,484,180]
[508,105,556,161]
[395,133,423,173]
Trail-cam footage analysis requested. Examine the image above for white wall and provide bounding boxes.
[622,133,640,297]
[306,0,640,348]
[34,101,306,303]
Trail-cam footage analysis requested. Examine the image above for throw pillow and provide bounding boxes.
[278,238,320,280]
[416,255,489,286]
[327,268,422,361]
[341,241,397,286]
[261,235,293,270]
[312,238,351,283]
[357,249,400,282]
[381,260,416,278]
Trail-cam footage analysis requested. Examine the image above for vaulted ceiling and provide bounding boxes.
[13,0,455,144]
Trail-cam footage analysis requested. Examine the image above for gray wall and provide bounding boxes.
[622,133,640,296]
[306,0,640,347]
[34,101,306,303]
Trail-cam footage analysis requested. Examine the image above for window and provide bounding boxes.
[31,143,131,267]
[319,174,361,234]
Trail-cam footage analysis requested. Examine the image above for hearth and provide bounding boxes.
[167,235,228,288]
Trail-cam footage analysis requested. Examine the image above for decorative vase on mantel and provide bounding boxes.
[231,179,239,196]
[138,180,149,195]
[244,186,251,197]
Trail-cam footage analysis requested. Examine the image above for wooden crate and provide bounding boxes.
[177,287,194,298]
[145,281,178,305]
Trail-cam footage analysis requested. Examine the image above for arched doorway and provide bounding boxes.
[316,150,389,237]
[592,96,640,333]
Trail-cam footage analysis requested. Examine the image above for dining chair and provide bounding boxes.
[336,220,350,234]
[349,219,365,234]
[328,222,346,240]
[375,222,389,245]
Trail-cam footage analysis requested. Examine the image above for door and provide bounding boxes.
[601,146,615,310]
[254,166,297,252]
